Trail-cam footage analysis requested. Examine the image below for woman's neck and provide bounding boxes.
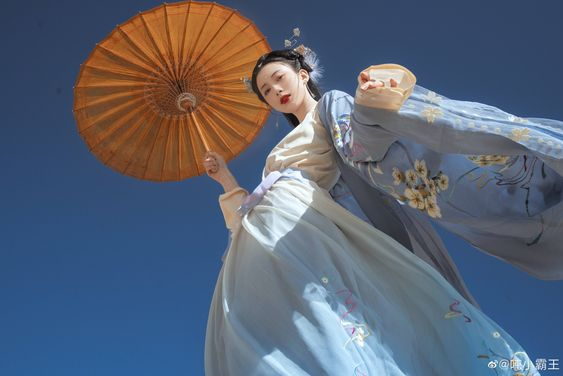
[294,95,318,123]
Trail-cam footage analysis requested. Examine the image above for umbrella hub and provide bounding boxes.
[176,92,197,112]
[143,66,208,117]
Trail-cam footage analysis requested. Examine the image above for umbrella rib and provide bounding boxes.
[159,117,176,181]
[74,87,146,112]
[142,114,168,180]
[206,92,267,111]
[177,1,192,81]
[196,22,252,73]
[197,109,234,156]
[203,38,267,76]
[82,64,148,82]
[77,95,147,133]
[116,26,169,79]
[201,100,266,140]
[183,3,214,80]
[162,5,178,81]
[122,112,163,176]
[102,107,157,166]
[180,9,236,81]
[199,105,247,147]
[96,43,156,78]
[139,13,176,85]
[89,104,147,153]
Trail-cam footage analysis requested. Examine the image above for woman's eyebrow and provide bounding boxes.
[260,70,281,91]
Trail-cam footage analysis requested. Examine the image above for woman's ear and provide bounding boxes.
[299,69,309,84]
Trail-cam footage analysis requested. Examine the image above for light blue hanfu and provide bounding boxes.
[204,65,557,375]
[319,72,563,281]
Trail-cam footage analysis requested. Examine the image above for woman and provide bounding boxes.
[202,48,551,375]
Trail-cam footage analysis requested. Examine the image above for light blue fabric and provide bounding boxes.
[206,165,540,375]
[319,87,563,280]
[205,85,555,375]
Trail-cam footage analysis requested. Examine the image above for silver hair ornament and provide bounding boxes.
[298,45,324,84]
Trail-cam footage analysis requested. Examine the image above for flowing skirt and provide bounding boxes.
[204,171,539,376]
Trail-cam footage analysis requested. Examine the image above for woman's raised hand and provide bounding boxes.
[203,151,241,193]
[358,70,398,91]
[203,151,229,183]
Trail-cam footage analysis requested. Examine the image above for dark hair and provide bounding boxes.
[251,49,323,128]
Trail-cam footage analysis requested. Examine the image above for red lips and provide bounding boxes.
[280,94,290,104]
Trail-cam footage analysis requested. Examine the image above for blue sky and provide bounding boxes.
[1,0,562,374]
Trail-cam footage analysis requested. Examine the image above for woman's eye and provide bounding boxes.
[265,89,270,95]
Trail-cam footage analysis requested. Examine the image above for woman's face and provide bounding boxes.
[255,61,310,114]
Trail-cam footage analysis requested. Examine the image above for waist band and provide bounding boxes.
[236,168,311,216]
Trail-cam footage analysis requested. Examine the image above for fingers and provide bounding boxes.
[203,151,222,174]
[360,78,399,91]
[360,80,385,91]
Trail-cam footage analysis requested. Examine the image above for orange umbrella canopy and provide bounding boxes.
[74,1,271,181]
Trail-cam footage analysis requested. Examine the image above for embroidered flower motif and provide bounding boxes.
[425,196,442,218]
[392,167,405,185]
[423,90,443,104]
[332,121,343,148]
[391,160,449,218]
[405,169,419,185]
[443,300,472,323]
[321,276,329,284]
[467,155,511,167]
[414,159,428,178]
[342,320,371,348]
[426,179,437,194]
[510,128,530,142]
[421,106,443,123]
[350,141,367,158]
[405,188,425,210]
[373,163,383,174]
[436,173,449,191]
[492,331,501,339]
[508,114,528,123]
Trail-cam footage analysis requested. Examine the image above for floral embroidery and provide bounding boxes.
[508,114,529,124]
[443,299,472,323]
[391,159,449,218]
[510,128,531,142]
[319,275,373,351]
[467,155,511,167]
[332,121,343,148]
[353,363,369,376]
[421,106,443,123]
[392,167,404,185]
[332,113,351,151]
[342,319,371,348]
[423,90,443,104]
